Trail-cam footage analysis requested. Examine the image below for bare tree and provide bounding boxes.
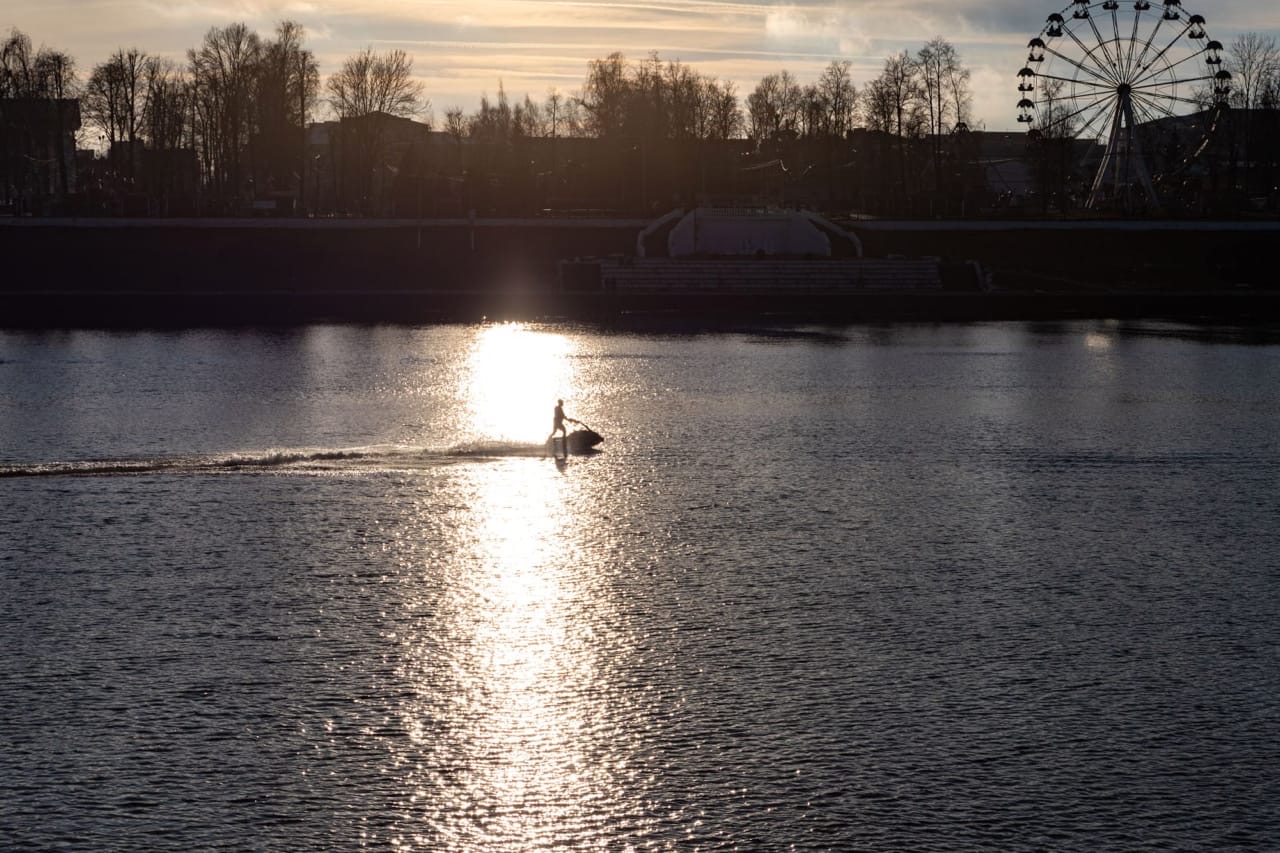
[862,52,924,211]
[141,57,188,151]
[945,48,972,130]
[916,38,951,139]
[264,21,319,125]
[441,105,466,175]
[663,59,703,139]
[514,93,546,138]
[469,82,512,142]
[255,21,318,202]
[797,84,827,138]
[862,77,893,134]
[863,53,923,136]
[3,30,76,102]
[538,87,583,139]
[702,78,742,140]
[745,61,854,141]
[33,48,77,100]
[747,70,802,142]
[1225,33,1280,198]
[1030,78,1081,212]
[444,106,468,139]
[818,60,857,137]
[135,56,192,209]
[34,47,79,197]
[84,48,148,175]
[188,23,262,204]
[916,37,969,191]
[1265,72,1280,110]
[629,52,666,137]
[0,29,36,97]
[326,47,426,210]
[878,51,923,138]
[1,29,81,202]
[578,51,735,141]
[1229,32,1279,111]
[327,48,424,119]
[578,52,629,138]
[545,88,567,138]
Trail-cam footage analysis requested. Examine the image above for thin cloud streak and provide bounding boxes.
[5,0,1277,130]
[372,38,872,62]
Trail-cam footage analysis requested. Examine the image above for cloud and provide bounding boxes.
[762,4,871,53]
[5,0,1278,130]
[968,64,1014,131]
[763,6,819,41]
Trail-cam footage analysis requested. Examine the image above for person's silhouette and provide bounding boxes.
[547,399,580,446]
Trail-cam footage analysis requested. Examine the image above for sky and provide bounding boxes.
[6,0,1280,132]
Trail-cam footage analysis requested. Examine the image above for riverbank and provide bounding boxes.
[3,217,1277,325]
[4,288,1276,327]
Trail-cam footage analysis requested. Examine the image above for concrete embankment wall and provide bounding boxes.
[1,218,643,293]
[2,218,1277,325]
[852,220,1280,291]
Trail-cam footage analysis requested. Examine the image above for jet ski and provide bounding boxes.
[551,427,604,454]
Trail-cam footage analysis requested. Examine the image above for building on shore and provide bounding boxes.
[562,207,985,295]
[0,97,80,214]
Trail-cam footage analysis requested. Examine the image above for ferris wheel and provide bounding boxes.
[1016,0,1232,210]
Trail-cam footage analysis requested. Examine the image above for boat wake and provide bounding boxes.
[0,441,556,479]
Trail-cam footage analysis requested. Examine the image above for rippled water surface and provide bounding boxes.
[2,321,1279,850]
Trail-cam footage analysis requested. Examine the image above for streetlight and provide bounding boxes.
[312,153,321,216]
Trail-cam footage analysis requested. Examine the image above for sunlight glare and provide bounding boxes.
[465,323,576,442]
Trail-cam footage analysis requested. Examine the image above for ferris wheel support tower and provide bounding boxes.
[1090,84,1158,209]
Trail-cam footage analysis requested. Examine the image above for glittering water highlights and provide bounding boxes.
[2,321,1279,850]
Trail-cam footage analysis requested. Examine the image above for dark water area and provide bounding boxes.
[2,321,1278,850]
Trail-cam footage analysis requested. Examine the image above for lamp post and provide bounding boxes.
[312,153,321,216]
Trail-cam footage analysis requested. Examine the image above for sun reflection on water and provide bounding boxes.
[392,325,640,849]
[449,467,605,847]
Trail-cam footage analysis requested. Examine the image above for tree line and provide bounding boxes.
[439,40,971,147]
[1,28,78,200]
[1216,33,1280,204]
[2,22,987,210]
[8,19,1278,217]
[3,23,431,212]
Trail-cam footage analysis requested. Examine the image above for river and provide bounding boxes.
[2,320,1278,849]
